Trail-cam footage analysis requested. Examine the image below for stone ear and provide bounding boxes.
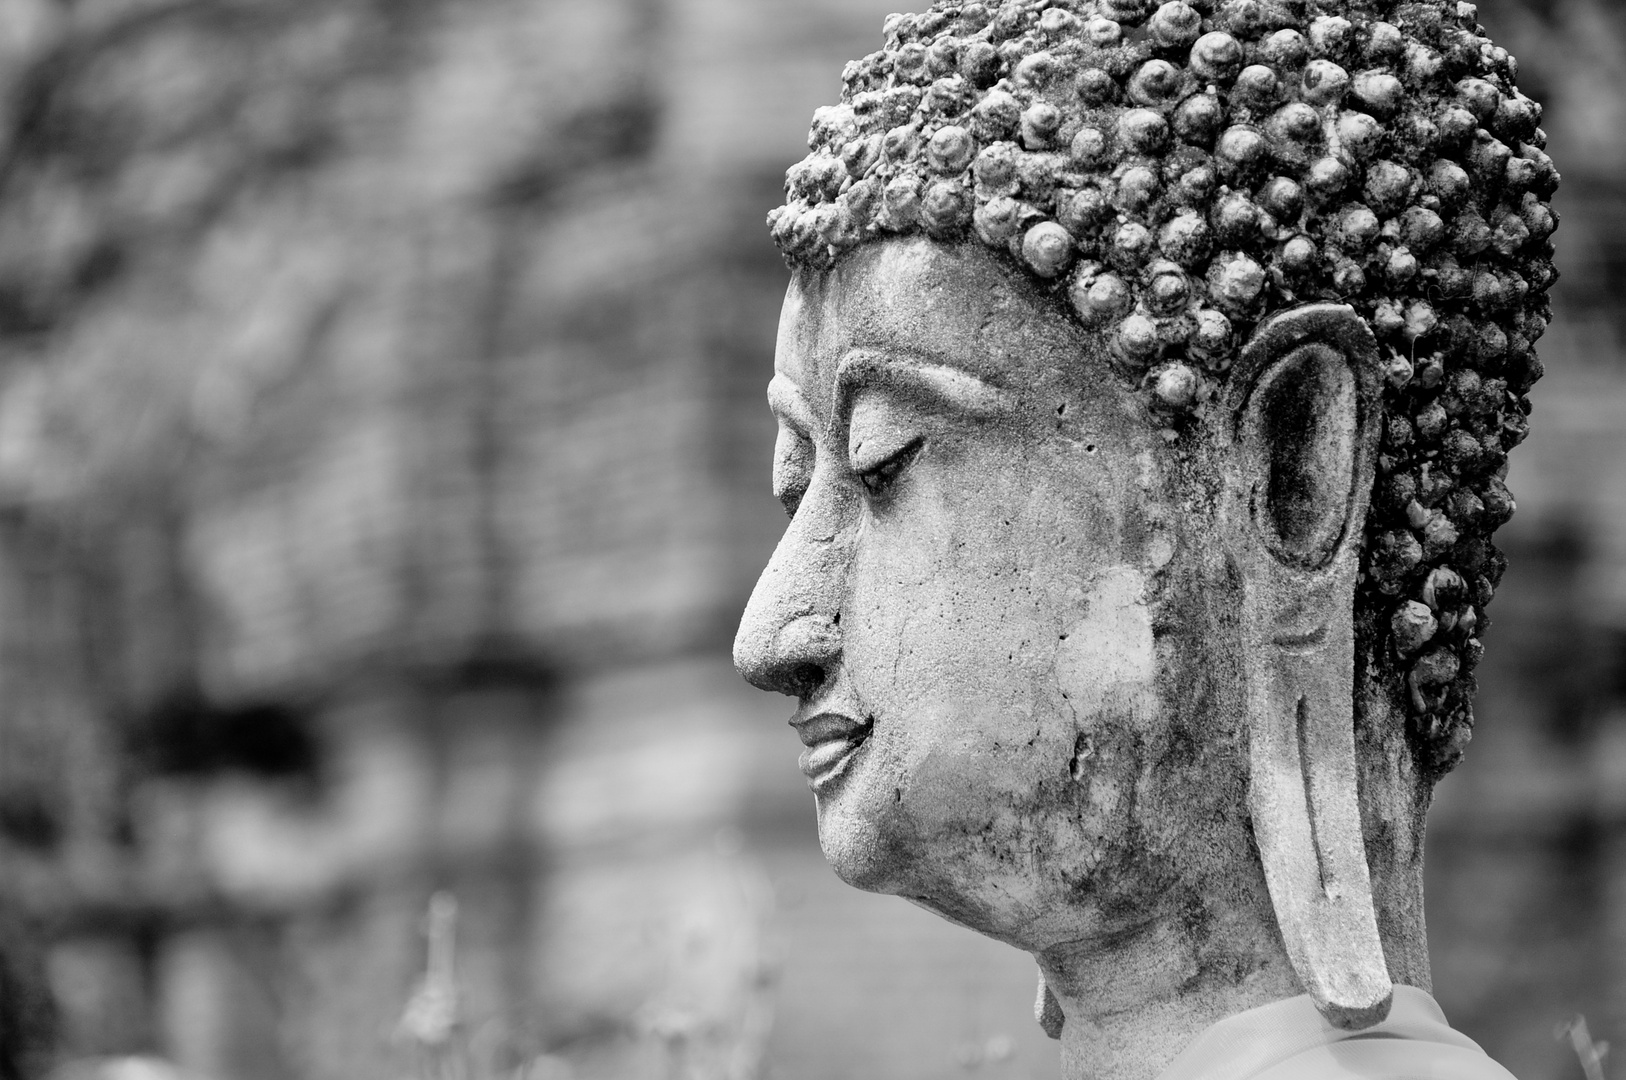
[1224,304,1391,1030]
[1241,340,1361,568]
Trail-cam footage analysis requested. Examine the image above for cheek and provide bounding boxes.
[839,445,1118,692]
[846,502,1012,714]
[840,440,1126,739]
[829,435,1171,937]
[1054,566,1158,727]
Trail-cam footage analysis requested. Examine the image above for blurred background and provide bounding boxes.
[0,1,1620,1078]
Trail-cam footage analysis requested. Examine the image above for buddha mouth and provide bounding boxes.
[791,712,873,792]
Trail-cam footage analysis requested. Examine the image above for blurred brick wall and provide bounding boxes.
[0,2,1621,1080]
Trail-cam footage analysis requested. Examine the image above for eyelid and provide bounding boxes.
[849,422,920,476]
[855,439,924,499]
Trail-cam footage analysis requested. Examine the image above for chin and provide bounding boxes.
[814,777,911,895]
[818,805,1046,947]
[812,758,1056,949]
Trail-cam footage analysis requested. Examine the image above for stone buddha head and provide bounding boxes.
[733,0,1556,1071]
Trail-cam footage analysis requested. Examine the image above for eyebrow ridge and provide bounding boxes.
[832,349,1017,433]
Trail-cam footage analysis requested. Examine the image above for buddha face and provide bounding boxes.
[734,237,1239,952]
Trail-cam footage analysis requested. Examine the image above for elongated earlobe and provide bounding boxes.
[1224,304,1391,1030]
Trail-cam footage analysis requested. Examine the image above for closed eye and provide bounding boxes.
[856,437,924,501]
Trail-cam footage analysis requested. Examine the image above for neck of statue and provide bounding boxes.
[1038,879,1431,1080]
[1033,732,1433,1080]
[1037,915,1303,1080]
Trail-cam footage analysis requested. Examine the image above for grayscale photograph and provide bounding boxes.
[0,1,1616,1079]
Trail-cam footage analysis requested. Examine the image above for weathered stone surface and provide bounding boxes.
[770,0,1560,774]
[736,2,1558,1076]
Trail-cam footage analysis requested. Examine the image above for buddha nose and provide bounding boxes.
[733,530,845,699]
[735,613,841,698]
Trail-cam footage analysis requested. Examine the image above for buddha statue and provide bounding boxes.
[732,1,1558,1077]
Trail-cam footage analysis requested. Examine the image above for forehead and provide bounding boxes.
[774,237,1109,424]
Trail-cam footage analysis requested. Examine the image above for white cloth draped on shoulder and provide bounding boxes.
[1158,985,1518,1080]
